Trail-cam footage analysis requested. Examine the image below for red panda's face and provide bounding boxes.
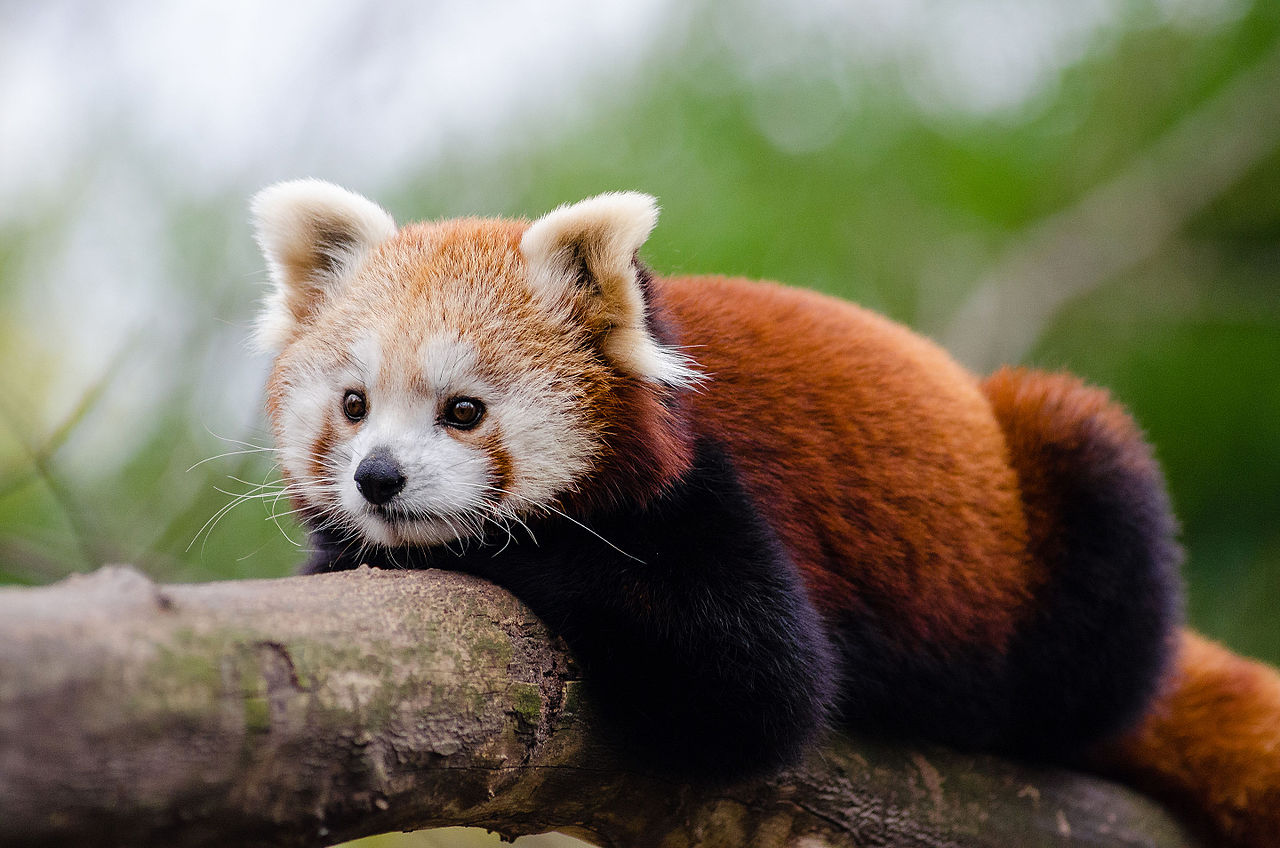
[266,223,613,547]
[251,182,695,548]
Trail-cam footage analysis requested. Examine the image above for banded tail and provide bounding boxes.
[983,367,1280,846]
[982,367,1182,755]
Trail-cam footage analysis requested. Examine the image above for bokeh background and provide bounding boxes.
[2,1,1278,844]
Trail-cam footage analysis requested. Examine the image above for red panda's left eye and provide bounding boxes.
[442,397,484,429]
[343,390,367,422]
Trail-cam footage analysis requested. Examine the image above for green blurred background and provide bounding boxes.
[1,1,1277,843]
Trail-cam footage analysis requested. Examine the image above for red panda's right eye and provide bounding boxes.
[343,390,367,422]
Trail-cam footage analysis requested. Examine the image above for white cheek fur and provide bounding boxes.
[279,374,339,489]
[495,380,595,507]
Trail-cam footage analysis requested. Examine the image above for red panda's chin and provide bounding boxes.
[354,507,474,549]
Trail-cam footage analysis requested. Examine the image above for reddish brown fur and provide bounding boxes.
[309,415,337,483]
[566,373,695,514]
[479,426,514,500]
[653,275,1035,651]
[1098,631,1280,847]
[982,367,1164,576]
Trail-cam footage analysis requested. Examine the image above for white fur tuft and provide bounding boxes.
[520,191,659,270]
[521,192,700,387]
[250,179,397,353]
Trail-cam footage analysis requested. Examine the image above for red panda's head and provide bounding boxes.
[251,180,698,548]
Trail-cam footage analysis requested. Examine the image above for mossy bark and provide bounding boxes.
[0,566,1208,847]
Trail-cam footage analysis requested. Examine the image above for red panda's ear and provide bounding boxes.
[521,192,700,387]
[250,180,396,353]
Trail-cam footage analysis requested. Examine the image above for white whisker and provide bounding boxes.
[203,425,274,452]
[186,446,275,473]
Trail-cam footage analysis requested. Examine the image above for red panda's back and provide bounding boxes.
[656,275,1035,652]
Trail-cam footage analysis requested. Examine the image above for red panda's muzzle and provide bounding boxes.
[354,449,406,506]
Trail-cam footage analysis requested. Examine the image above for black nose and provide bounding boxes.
[354,451,406,506]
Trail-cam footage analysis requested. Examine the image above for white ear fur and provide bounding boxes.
[521,192,700,387]
[250,179,397,353]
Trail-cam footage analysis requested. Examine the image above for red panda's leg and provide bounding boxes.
[1094,630,1280,848]
[427,437,840,781]
[299,525,359,573]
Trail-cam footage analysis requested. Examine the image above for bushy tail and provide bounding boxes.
[1098,630,1280,847]
[981,367,1182,754]
[983,367,1280,845]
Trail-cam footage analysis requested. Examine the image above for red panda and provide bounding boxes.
[251,180,1280,846]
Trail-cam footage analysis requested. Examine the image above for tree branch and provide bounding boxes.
[0,565,1208,847]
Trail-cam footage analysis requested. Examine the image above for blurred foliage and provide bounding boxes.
[0,0,1276,706]
[1,3,1276,846]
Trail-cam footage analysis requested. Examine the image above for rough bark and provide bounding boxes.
[0,565,1208,848]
